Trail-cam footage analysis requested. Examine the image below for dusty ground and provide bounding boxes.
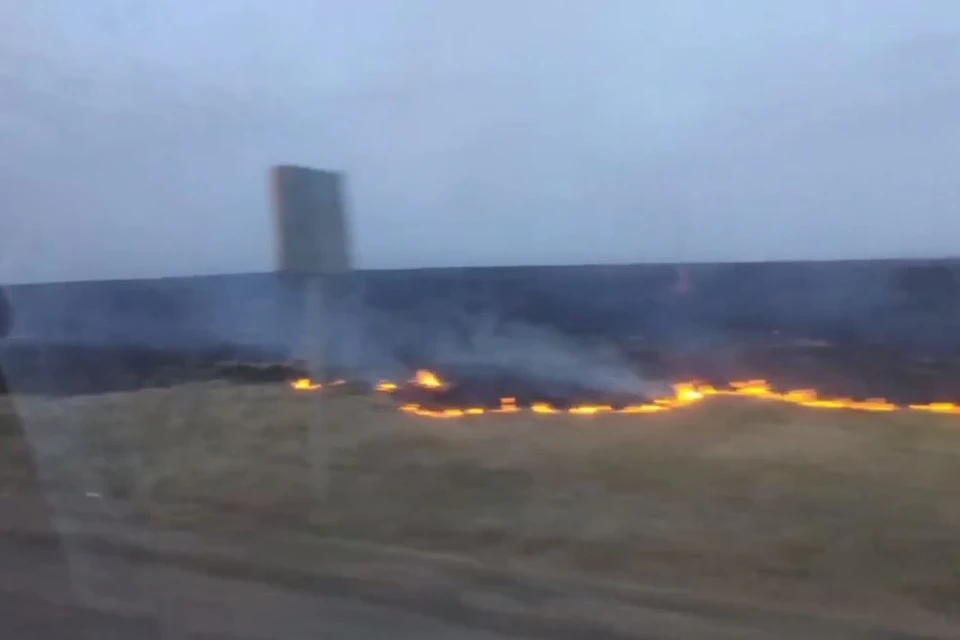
[5,383,960,630]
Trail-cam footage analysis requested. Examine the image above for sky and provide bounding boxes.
[2,0,960,283]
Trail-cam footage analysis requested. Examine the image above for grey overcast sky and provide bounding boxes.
[2,1,960,283]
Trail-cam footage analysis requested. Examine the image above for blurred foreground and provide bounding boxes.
[5,383,960,637]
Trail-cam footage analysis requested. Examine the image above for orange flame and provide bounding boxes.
[413,369,444,389]
[291,378,323,391]
[290,372,960,419]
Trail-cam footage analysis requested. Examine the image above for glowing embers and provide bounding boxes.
[398,380,704,418]
[289,371,960,418]
[395,370,662,415]
[412,369,444,389]
[290,378,347,391]
[289,370,435,395]
[291,378,323,391]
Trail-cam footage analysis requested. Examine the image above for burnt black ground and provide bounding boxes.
[5,340,960,406]
[0,342,298,396]
[4,260,960,400]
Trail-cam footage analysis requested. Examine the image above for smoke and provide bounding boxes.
[423,315,663,396]
[300,261,960,402]
[4,260,960,397]
[285,275,664,398]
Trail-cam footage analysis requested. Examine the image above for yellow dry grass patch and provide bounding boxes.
[5,383,960,624]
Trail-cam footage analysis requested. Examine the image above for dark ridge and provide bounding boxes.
[3,260,960,398]
[6,260,960,351]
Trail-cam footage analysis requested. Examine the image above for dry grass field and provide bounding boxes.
[5,382,960,628]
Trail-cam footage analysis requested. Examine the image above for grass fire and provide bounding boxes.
[290,369,960,418]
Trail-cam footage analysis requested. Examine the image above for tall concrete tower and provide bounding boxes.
[272,165,352,276]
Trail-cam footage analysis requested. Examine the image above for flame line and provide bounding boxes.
[290,373,960,418]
